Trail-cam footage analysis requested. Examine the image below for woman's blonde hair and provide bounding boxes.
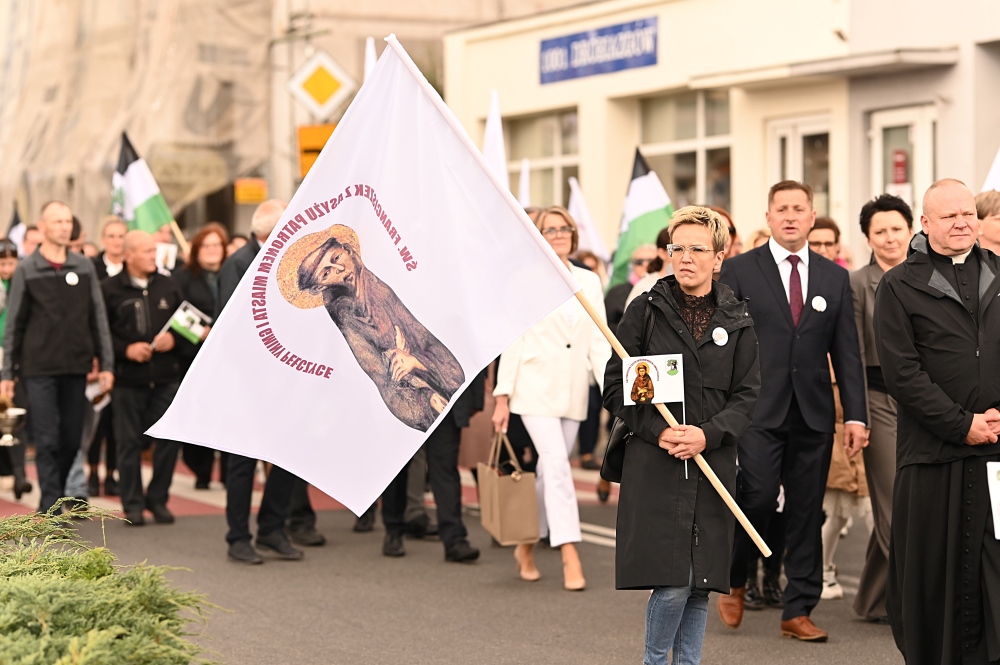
[667,206,728,253]
[747,227,772,248]
[535,206,579,254]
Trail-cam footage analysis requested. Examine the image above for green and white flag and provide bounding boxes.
[111,132,173,234]
[608,149,673,289]
[162,301,212,345]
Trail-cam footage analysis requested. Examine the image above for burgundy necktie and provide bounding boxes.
[788,255,803,326]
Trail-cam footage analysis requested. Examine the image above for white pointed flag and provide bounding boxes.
[517,158,531,208]
[482,89,510,191]
[364,37,377,82]
[147,36,580,514]
[983,145,1000,193]
[568,176,609,263]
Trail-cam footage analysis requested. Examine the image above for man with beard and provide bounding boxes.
[296,225,464,432]
[875,178,1000,664]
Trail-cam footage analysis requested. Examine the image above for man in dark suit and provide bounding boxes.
[219,199,324,563]
[381,370,486,562]
[716,180,867,641]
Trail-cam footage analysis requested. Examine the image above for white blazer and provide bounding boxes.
[494,266,611,421]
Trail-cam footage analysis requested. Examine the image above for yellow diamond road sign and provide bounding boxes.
[288,50,357,121]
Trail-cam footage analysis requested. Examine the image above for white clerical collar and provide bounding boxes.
[952,249,972,264]
[768,236,810,266]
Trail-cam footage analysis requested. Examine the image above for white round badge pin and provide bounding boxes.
[65,272,79,286]
[712,327,729,346]
[812,296,827,312]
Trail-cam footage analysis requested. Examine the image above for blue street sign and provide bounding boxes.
[540,17,658,85]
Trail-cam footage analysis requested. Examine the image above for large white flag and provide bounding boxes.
[568,176,609,263]
[147,36,579,514]
[482,89,510,190]
[983,145,1000,193]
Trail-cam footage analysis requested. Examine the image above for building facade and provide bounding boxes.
[444,0,1000,262]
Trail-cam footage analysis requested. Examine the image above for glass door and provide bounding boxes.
[768,115,831,215]
[869,106,937,216]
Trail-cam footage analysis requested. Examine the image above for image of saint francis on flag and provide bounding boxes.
[147,36,581,515]
[111,132,174,234]
[607,149,674,289]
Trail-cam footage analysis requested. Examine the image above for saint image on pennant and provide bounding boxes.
[277,224,465,432]
[630,361,655,403]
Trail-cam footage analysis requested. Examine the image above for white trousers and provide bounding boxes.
[520,415,581,548]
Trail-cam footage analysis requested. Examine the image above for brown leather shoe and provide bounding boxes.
[717,587,745,628]
[780,616,829,642]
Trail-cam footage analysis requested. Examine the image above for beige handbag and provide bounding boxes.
[477,431,539,545]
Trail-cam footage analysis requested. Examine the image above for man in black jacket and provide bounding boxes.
[219,199,318,563]
[103,230,193,525]
[1,201,115,513]
[875,179,1000,664]
[717,180,867,642]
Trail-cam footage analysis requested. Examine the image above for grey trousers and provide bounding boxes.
[854,388,897,620]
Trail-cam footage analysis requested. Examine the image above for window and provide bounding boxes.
[506,110,579,207]
[768,115,831,216]
[640,90,731,211]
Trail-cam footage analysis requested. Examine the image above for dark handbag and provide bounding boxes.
[600,298,655,483]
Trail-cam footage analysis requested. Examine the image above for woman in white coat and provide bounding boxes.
[492,206,610,591]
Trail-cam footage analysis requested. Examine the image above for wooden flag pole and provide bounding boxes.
[574,291,771,558]
[169,220,190,257]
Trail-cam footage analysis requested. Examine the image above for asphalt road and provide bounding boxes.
[73,501,902,664]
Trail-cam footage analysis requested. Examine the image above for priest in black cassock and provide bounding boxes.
[875,178,1000,665]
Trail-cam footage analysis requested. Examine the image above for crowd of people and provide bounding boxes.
[1,175,999,664]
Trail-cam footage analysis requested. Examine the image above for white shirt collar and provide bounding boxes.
[768,236,810,266]
[952,249,972,264]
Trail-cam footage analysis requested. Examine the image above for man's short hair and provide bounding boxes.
[768,180,814,208]
[40,200,70,217]
[250,199,286,239]
[100,215,126,234]
[668,205,729,253]
[859,193,914,238]
[975,190,1000,220]
[922,178,969,214]
[810,216,841,243]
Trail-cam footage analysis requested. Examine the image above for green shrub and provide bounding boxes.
[0,505,215,664]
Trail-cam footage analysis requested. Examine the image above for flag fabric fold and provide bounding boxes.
[608,149,673,289]
[568,176,609,263]
[147,36,580,514]
[111,132,174,234]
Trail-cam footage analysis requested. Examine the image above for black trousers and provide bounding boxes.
[382,418,467,546]
[225,454,295,543]
[287,477,316,531]
[87,404,117,474]
[729,397,832,621]
[113,382,181,515]
[578,384,603,457]
[24,375,87,513]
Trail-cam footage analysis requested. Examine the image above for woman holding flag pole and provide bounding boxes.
[492,206,611,592]
[604,206,759,664]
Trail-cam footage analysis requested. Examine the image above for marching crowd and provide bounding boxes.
[1,177,1000,664]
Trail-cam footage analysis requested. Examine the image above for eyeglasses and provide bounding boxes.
[666,244,715,258]
[631,258,653,266]
[540,226,573,238]
[808,241,837,249]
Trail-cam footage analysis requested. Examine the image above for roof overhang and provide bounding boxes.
[689,47,959,90]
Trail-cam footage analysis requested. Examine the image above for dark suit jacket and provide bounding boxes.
[720,244,866,433]
[216,235,261,319]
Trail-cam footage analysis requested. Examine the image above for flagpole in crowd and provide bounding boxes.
[383,35,770,557]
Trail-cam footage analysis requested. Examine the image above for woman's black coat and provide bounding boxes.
[604,276,760,592]
[171,265,217,374]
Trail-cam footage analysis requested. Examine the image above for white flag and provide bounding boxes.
[568,176,609,263]
[482,89,510,191]
[983,145,1000,193]
[147,36,580,514]
[517,158,531,208]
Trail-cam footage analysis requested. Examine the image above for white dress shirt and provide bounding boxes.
[767,236,809,303]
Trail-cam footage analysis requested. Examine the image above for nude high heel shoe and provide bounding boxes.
[561,543,586,591]
[514,543,540,582]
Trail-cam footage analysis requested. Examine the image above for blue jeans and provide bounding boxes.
[645,569,710,665]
